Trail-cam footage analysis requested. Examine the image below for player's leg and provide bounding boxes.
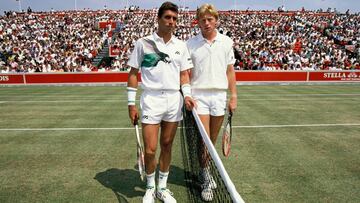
[209,115,224,144]
[158,91,183,174]
[156,91,182,203]
[197,114,211,168]
[192,89,212,173]
[193,89,212,169]
[140,90,164,203]
[158,121,178,173]
[157,121,178,201]
[208,90,227,144]
[196,114,216,201]
[197,113,219,195]
[197,114,223,175]
[143,123,160,175]
[142,123,160,203]
[202,90,227,190]
[200,90,227,197]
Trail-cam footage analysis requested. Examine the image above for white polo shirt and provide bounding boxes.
[128,32,193,90]
[186,30,235,90]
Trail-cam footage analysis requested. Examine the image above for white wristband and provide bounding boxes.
[127,87,137,105]
[181,84,192,98]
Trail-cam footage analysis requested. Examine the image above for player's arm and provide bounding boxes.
[127,67,139,125]
[127,39,143,125]
[181,42,197,110]
[226,64,237,113]
[181,69,196,110]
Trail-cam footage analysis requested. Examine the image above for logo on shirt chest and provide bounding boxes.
[141,52,171,68]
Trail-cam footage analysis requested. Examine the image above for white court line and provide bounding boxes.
[0,100,127,103]
[1,96,360,103]
[0,95,128,99]
[0,93,359,98]
[0,127,133,131]
[0,123,359,131]
[239,98,360,101]
[232,123,360,128]
[238,93,360,97]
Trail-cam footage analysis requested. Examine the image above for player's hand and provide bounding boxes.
[228,96,237,113]
[128,105,139,125]
[184,96,197,111]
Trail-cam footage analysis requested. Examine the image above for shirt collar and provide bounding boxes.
[197,29,222,43]
[153,32,175,45]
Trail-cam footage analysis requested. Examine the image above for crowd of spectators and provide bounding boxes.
[225,12,360,70]
[0,9,111,73]
[1,7,359,73]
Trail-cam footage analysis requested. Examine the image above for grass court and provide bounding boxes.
[0,84,359,203]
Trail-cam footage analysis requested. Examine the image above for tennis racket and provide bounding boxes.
[222,111,233,157]
[134,120,146,181]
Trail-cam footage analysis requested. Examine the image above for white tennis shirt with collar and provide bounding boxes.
[186,30,235,90]
[127,32,193,90]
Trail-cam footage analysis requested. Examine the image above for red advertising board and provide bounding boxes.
[1,71,359,85]
[25,73,129,84]
[309,71,360,81]
[0,74,24,84]
[235,71,307,82]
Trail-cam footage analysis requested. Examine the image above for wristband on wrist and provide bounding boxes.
[181,84,192,98]
[127,87,137,105]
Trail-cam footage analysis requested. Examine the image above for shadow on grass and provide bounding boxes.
[94,165,186,203]
[94,168,143,203]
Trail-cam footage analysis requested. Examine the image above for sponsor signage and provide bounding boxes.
[0,74,24,84]
[309,71,360,81]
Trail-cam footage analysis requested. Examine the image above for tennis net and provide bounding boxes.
[181,108,245,203]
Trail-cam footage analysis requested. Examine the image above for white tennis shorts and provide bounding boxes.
[140,90,183,124]
[192,89,227,116]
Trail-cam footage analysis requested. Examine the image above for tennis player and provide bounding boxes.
[186,4,237,201]
[127,2,194,203]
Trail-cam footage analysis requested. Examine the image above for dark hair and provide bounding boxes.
[158,1,178,18]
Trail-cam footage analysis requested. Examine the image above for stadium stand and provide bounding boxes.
[0,8,359,73]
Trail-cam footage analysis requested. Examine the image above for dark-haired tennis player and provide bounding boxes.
[127,2,195,203]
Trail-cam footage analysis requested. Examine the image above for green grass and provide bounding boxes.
[0,85,359,203]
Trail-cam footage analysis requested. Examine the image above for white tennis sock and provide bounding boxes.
[146,171,156,188]
[158,171,169,189]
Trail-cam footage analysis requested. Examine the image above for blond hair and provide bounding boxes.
[196,4,219,20]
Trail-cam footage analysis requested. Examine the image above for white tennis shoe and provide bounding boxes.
[142,186,155,203]
[156,188,177,203]
[201,187,214,202]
